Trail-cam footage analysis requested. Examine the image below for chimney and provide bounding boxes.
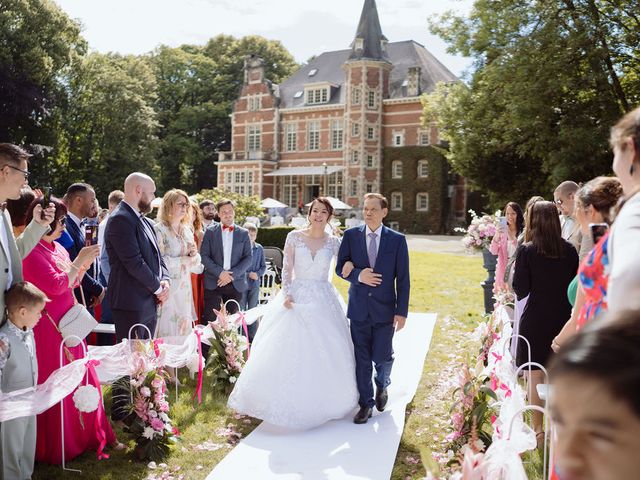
[407,66,421,96]
[244,54,265,85]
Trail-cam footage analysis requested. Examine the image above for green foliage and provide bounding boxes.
[256,226,296,250]
[0,0,85,143]
[426,0,640,209]
[192,188,263,224]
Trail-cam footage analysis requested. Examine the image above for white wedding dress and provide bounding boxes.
[227,230,359,429]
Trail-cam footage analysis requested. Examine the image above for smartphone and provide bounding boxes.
[41,186,51,208]
[85,224,99,246]
[499,216,507,229]
[590,223,609,244]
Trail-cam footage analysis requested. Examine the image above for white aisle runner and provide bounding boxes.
[207,312,437,480]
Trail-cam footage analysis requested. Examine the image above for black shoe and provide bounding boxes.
[375,387,388,412]
[353,406,373,424]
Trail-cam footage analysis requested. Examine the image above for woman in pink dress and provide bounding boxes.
[22,196,117,464]
[489,201,524,292]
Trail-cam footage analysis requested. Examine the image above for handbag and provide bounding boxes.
[47,285,97,348]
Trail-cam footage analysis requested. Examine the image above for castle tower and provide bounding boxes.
[343,0,393,206]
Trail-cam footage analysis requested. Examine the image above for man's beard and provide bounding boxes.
[203,212,216,221]
[138,198,152,214]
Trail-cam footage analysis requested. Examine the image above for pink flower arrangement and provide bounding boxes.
[207,303,249,392]
[456,210,499,253]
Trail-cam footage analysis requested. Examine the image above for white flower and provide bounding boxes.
[160,412,170,422]
[187,353,201,375]
[143,427,156,440]
[229,376,237,384]
[73,385,101,413]
[147,460,157,469]
[149,410,158,418]
[140,386,151,397]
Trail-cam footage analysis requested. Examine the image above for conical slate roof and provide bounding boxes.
[349,0,389,62]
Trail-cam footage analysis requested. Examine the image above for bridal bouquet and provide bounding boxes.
[124,344,179,461]
[206,302,249,394]
[455,210,499,253]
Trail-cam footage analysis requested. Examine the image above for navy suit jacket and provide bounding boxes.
[201,223,252,293]
[104,202,169,313]
[336,225,410,323]
[60,216,104,300]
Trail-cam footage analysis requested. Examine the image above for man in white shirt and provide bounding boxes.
[554,180,583,255]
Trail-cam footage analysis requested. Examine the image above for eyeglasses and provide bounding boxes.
[2,164,30,179]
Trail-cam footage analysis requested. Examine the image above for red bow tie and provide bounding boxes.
[223,224,234,232]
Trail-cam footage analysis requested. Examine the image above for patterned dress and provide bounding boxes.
[576,231,610,330]
[154,223,203,340]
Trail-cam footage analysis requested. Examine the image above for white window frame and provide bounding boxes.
[285,123,297,152]
[248,95,261,111]
[391,192,403,211]
[247,125,261,151]
[351,122,360,137]
[351,150,360,164]
[367,126,375,140]
[331,120,344,150]
[349,179,358,197]
[418,160,429,178]
[352,87,361,105]
[416,192,429,212]
[283,176,298,208]
[327,171,343,199]
[306,87,329,105]
[391,160,402,179]
[365,183,374,194]
[366,154,375,168]
[367,91,376,109]
[307,121,320,151]
[419,129,430,146]
[393,132,404,147]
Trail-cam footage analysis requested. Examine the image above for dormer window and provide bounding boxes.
[380,38,388,51]
[354,38,364,50]
[304,83,334,105]
[308,69,318,77]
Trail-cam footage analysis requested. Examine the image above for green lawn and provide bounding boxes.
[34,251,490,480]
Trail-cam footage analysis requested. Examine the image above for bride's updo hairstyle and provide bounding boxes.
[307,197,334,222]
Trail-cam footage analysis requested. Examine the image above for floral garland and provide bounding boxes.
[206,301,249,393]
[455,210,499,253]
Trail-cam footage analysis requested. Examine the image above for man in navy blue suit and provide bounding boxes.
[201,199,252,324]
[336,193,410,424]
[104,172,170,423]
[60,183,105,308]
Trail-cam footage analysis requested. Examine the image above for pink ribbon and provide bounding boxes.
[192,330,204,404]
[86,360,110,460]
[237,311,250,358]
[152,339,164,358]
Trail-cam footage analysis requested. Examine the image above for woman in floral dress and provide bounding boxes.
[154,189,203,341]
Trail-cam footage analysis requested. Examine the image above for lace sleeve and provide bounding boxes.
[281,232,296,297]
[331,235,341,257]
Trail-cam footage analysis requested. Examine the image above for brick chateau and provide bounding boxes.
[216,0,467,233]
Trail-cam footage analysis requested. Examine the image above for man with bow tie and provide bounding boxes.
[201,199,251,325]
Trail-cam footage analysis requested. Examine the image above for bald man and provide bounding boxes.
[104,172,170,423]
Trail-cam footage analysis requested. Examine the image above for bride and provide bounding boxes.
[227,197,359,429]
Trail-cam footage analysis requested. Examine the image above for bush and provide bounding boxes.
[192,188,263,224]
[256,226,295,250]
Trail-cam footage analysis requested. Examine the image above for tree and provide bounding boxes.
[51,53,160,200]
[0,0,85,143]
[426,0,640,207]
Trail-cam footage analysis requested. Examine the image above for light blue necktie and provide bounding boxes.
[368,232,378,268]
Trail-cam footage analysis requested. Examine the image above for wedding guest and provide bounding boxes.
[154,189,203,340]
[489,201,524,292]
[21,196,118,463]
[607,106,640,315]
[190,200,205,324]
[105,173,169,424]
[0,282,48,479]
[200,199,218,229]
[96,189,124,345]
[61,183,105,308]
[6,186,36,236]
[513,200,578,444]
[549,312,640,480]
[0,143,54,317]
[241,222,266,342]
[552,177,623,351]
[554,181,585,258]
[201,199,251,323]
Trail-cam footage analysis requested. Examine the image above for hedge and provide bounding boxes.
[256,226,296,250]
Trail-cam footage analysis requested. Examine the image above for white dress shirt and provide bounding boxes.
[67,211,83,231]
[0,215,13,288]
[221,225,234,271]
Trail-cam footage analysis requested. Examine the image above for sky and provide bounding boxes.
[52,0,474,77]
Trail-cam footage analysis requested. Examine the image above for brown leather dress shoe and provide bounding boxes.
[375,387,388,411]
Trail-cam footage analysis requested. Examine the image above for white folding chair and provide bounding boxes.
[259,270,278,304]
